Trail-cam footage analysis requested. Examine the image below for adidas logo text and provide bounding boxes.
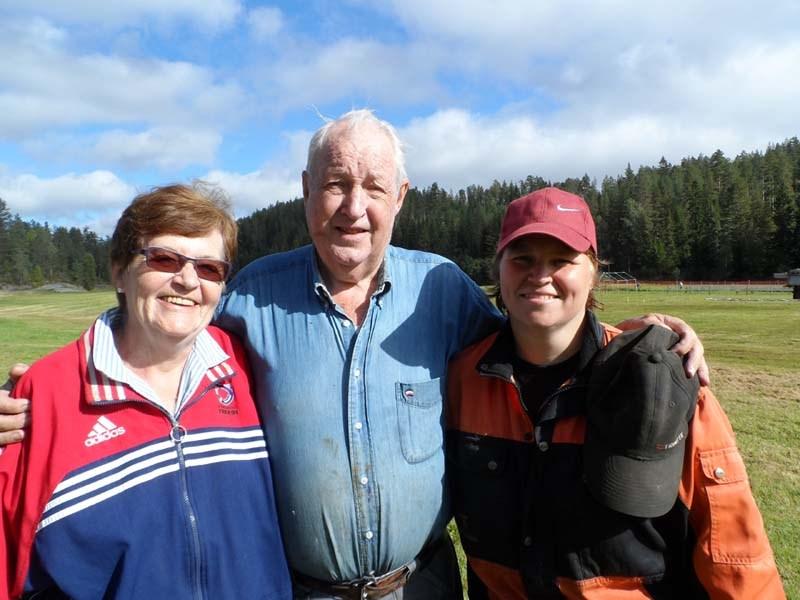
[85,416,126,447]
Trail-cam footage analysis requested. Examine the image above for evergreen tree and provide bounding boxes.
[80,253,97,290]
[764,147,798,271]
[30,265,45,288]
[2,136,800,286]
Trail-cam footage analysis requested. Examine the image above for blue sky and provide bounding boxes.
[1,1,799,235]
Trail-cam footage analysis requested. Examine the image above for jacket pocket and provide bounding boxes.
[699,447,773,564]
[447,433,521,564]
[396,378,444,463]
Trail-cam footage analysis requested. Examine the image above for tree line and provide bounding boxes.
[0,200,107,289]
[2,138,799,289]
[239,137,800,283]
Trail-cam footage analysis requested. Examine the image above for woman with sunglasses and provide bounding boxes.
[0,184,292,599]
[446,188,784,599]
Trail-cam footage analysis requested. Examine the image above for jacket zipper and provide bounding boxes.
[478,369,536,434]
[170,375,236,600]
[94,375,235,600]
[171,420,206,600]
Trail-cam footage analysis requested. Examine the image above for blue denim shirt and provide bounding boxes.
[215,244,502,581]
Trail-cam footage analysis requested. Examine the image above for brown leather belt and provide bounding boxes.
[292,536,444,599]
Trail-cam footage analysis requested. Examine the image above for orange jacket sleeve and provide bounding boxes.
[679,387,785,599]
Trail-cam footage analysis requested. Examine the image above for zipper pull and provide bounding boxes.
[170,424,187,444]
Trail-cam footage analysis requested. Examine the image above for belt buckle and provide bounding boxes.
[359,573,380,599]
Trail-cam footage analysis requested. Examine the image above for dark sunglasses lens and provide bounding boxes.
[195,260,227,282]
[146,249,183,273]
[142,248,227,282]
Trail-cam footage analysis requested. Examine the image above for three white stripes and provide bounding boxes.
[39,429,267,532]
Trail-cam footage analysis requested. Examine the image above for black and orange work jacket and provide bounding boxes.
[446,312,784,599]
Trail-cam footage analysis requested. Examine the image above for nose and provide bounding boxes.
[340,185,367,218]
[174,260,201,288]
[526,261,553,283]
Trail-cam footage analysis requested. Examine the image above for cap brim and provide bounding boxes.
[583,441,686,519]
[497,222,593,256]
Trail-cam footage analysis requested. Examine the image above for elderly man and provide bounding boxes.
[0,110,706,599]
[214,110,504,598]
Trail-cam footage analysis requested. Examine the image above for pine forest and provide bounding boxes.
[2,138,799,289]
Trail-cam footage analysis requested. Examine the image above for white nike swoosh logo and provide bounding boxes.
[556,205,581,212]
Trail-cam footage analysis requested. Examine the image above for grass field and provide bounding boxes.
[0,289,118,366]
[1,287,798,596]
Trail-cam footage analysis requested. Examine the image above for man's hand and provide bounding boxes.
[0,363,31,448]
[615,313,710,386]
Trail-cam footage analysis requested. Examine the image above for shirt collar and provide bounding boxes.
[82,308,233,411]
[310,246,392,305]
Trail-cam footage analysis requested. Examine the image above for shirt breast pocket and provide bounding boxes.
[395,378,445,463]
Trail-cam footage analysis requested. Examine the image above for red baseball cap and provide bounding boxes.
[496,187,597,255]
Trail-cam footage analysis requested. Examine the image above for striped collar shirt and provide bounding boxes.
[87,308,231,414]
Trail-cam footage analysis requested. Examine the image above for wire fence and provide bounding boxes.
[600,280,789,293]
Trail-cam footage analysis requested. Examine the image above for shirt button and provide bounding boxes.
[360,476,369,485]
[365,531,374,540]
[342,320,351,328]
[523,536,533,547]
[487,460,498,471]
[714,467,726,479]
[354,368,361,378]
[538,441,549,452]
[354,422,363,430]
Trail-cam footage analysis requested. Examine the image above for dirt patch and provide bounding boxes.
[713,365,800,404]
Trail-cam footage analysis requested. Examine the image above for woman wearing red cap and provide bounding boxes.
[446,187,784,599]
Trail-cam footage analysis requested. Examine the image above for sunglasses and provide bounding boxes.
[136,247,231,283]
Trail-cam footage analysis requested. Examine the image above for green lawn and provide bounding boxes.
[0,289,117,367]
[2,287,798,596]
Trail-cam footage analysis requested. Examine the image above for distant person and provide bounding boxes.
[0,111,709,599]
[679,280,685,290]
[446,187,784,598]
[0,185,291,599]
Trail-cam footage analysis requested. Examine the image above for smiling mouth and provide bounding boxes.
[336,226,368,235]
[160,296,197,307]
[519,292,558,301]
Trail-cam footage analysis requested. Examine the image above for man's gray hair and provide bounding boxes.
[306,109,408,192]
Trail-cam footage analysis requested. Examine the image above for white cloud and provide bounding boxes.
[361,1,800,103]
[2,0,800,237]
[679,42,800,135]
[400,109,758,192]
[93,128,222,170]
[0,18,247,138]
[248,6,283,41]
[0,170,136,233]
[256,39,444,111]
[203,167,302,216]
[0,170,133,214]
[544,39,800,148]
[200,125,311,215]
[1,0,242,31]
[23,128,222,171]
[96,128,221,171]
[380,1,796,52]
